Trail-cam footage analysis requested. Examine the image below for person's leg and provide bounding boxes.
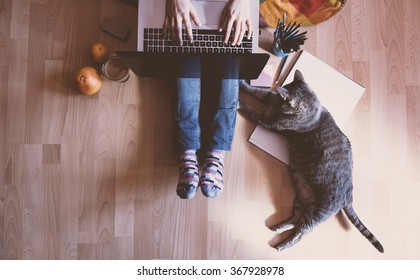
[199,78,240,198]
[174,78,201,199]
[174,78,201,151]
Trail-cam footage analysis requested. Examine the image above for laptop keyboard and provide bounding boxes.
[144,28,253,54]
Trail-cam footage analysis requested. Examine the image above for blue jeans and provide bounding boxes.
[174,77,240,152]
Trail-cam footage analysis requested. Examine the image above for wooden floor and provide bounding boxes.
[0,0,419,260]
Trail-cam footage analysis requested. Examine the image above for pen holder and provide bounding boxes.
[273,13,307,57]
[272,44,289,57]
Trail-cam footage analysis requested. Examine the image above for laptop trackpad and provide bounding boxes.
[194,1,225,26]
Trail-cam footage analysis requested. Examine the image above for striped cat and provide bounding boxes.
[239,70,384,253]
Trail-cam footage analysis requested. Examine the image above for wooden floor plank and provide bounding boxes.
[7,39,28,144]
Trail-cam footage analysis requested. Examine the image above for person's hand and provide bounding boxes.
[219,0,252,46]
[163,0,201,46]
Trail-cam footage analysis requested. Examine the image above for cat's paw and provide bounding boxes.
[237,100,246,111]
[239,80,249,91]
[238,105,257,122]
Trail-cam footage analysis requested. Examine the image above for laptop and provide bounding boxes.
[116,0,269,79]
[137,0,260,53]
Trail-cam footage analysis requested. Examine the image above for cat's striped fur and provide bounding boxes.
[239,70,384,253]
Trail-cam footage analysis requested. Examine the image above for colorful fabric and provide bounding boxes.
[259,0,346,27]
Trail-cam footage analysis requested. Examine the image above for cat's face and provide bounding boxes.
[275,70,320,118]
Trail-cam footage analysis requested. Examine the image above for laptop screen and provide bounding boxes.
[116,51,270,79]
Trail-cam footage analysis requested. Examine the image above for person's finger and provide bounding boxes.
[224,17,234,44]
[170,17,178,45]
[175,15,183,45]
[189,5,201,27]
[246,19,252,40]
[163,17,169,38]
[231,20,241,46]
[183,13,194,43]
[236,22,246,45]
[218,8,227,32]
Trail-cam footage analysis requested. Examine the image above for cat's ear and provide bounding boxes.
[293,70,304,82]
[276,87,290,101]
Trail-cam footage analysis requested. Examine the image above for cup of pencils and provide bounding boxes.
[273,13,307,57]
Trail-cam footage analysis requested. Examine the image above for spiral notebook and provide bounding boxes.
[248,50,365,165]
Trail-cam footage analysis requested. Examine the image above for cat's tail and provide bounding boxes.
[343,205,384,253]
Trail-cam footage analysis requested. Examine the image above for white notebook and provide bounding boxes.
[248,50,365,165]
